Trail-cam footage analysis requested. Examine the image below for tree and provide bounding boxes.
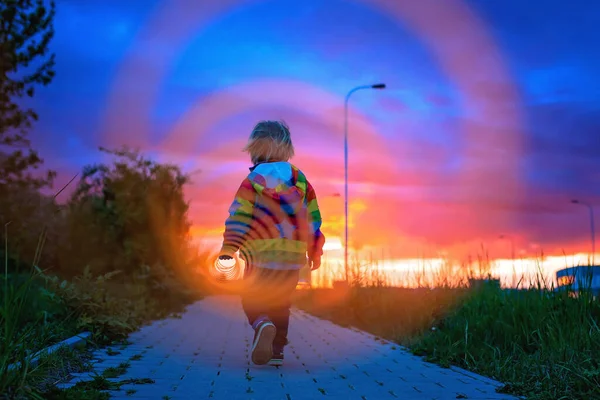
[0,0,56,189]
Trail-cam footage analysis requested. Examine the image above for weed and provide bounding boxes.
[121,378,154,385]
[102,362,130,378]
[106,348,121,356]
[62,375,119,392]
[45,385,110,400]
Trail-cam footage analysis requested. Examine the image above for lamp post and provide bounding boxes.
[344,83,386,283]
[571,199,596,265]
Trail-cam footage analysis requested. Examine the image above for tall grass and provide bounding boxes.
[311,251,502,289]
[413,281,600,399]
[0,223,70,399]
[294,256,600,400]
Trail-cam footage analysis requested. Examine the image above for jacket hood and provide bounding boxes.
[248,162,305,209]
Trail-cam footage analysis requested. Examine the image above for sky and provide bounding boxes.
[27,0,600,261]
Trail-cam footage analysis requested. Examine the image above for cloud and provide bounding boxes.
[522,102,600,196]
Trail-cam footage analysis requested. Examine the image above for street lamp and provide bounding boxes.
[571,199,596,265]
[344,83,386,283]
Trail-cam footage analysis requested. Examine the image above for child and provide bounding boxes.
[218,120,325,366]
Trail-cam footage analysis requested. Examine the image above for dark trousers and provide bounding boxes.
[241,266,300,350]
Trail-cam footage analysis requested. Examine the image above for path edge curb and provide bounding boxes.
[8,331,92,371]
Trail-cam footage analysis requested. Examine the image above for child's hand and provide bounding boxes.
[218,254,234,261]
[309,257,321,271]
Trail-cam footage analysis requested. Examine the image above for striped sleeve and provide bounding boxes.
[221,178,256,255]
[305,179,326,259]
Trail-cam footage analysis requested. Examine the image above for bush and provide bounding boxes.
[57,147,194,280]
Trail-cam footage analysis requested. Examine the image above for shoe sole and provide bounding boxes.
[251,323,276,365]
[268,359,283,367]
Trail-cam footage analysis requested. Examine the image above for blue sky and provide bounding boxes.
[28,0,600,256]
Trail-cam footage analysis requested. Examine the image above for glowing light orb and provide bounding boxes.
[210,256,244,281]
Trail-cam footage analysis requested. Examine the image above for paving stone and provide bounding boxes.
[57,295,519,399]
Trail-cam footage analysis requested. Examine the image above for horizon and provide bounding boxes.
[197,234,597,288]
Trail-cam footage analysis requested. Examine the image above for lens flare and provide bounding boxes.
[211,256,244,281]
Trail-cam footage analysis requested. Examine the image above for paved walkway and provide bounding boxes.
[62,295,518,399]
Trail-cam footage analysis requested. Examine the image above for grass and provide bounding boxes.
[105,348,121,357]
[0,273,79,352]
[413,282,600,399]
[42,352,155,399]
[0,256,83,398]
[0,345,94,399]
[44,377,113,400]
[102,362,130,378]
[294,270,600,400]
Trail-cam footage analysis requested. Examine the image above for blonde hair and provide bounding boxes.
[243,120,295,165]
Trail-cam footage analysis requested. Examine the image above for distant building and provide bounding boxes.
[555,266,600,296]
[468,277,501,289]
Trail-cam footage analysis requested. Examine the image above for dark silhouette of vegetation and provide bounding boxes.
[0,0,56,189]
[1,0,58,272]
